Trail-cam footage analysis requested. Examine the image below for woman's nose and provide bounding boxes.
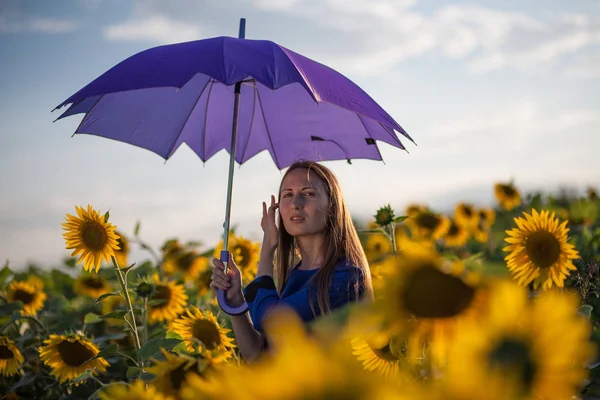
[292,194,304,208]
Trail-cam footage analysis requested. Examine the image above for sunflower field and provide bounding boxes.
[1,182,600,399]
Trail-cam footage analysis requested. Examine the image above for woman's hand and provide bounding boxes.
[210,253,244,306]
[261,194,279,252]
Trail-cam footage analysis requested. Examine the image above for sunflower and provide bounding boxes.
[181,309,413,400]
[148,275,189,324]
[443,219,469,248]
[373,204,395,227]
[375,248,488,365]
[74,274,111,299]
[26,275,44,290]
[62,205,120,273]
[445,281,594,400]
[39,334,109,385]
[146,350,212,399]
[454,203,479,229]
[363,233,393,263]
[196,268,213,297]
[6,280,46,316]
[504,209,579,290]
[351,331,402,378]
[214,233,260,282]
[472,220,489,244]
[170,307,235,360]
[405,210,450,241]
[0,336,24,377]
[164,251,209,283]
[99,380,174,400]
[405,204,428,218]
[113,230,129,268]
[478,208,496,228]
[494,182,521,211]
[587,187,598,200]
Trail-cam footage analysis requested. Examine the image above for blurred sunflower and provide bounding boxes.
[113,230,129,268]
[494,182,521,211]
[99,380,174,400]
[363,234,393,263]
[102,294,126,328]
[472,220,489,244]
[7,280,46,316]
[0,336,24,377]
[405,210,450,241]
[148,276,189,324]
[74,274,111,299]
[504,209,579,290]
[375,248,488,365]
[214,234,260,282]
[147,350,211,399]
[351,331,402,378]
[443,219,469,248]
[181,309,412,400]
[26,275,44,290]
[478,208,496,228]
[405,204,428,218]
[39,333,109,385]
[164,251,208,283]
[587,187,598,200]
[446,281,594,400]
[454,203,479,229]
[170,307,235,359]
[196,268,213,297]
[62,205,120,273]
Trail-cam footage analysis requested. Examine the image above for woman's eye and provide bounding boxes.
[304,191,315,196]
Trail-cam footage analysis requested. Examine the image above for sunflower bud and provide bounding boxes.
[135,281,154,298]
[374,205,395,227]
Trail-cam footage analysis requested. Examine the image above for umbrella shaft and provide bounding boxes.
[222,81,242,265]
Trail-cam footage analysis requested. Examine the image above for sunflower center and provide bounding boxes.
[82,277,105,289]
[525,231,561,268]
[57,340,96,366]
[501,185,517,197]
[151,285,171,310]
[488,338,537,391]
[0,345,14,360]
[81,221,108,252]
[169,361,203,390]
[13,289,34,305]
[461,206,473,217]
[371,342,399,362]
[402,267,475,318]
[176,253,196,272]
[448,223,459,236]
[192,319,221,350]
[415,213,440,231]
[234,244,251,269]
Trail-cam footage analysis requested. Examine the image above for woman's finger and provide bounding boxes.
[212,258,224,270]
[211,275,231,287]
[212,266,229,279]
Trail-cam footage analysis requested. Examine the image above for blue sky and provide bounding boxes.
[1,0,598,270]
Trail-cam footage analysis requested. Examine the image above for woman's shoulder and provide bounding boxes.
[332,257,365,282]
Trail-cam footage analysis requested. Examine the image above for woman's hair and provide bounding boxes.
[274,160,374,316]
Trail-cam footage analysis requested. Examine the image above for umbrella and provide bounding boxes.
[53,18,414,315]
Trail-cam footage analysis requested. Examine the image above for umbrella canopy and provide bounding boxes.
[54,36,412,168]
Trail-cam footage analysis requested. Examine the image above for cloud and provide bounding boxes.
[103,15,202,44]
[0,14,79,34]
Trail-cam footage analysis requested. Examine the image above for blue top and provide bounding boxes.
[242,257,365,333]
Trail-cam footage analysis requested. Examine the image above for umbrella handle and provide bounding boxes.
[217,250,249,315]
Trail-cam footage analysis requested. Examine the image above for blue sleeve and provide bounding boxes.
[243,267,365,333]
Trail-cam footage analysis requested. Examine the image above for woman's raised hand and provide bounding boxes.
[261,194,279,252]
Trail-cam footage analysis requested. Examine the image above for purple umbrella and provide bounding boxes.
[53,18,413,315]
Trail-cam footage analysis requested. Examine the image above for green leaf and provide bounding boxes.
[359,228,385,234]
[72,369,94,384]
[8,372,37,392]
[579,304,594,320]
[84,313,103,325]
[0,264,13,287]
[95,291,122,304]
[102,310,130,319]
[0,301,23,314]
[103,210,110,223]
[126,366,140,380]
[87,344,121,362]
[138,337,183,360]
[134,221,141,236]
[393,215,408,223]
[121,263,137,276]
[165,331,184,340]
[149,299,167,307]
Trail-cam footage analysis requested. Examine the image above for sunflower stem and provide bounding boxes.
[142,297,149,344]
[111,257,142,356]
[89,374,105,387]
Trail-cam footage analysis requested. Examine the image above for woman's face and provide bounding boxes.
[279,168,330,238]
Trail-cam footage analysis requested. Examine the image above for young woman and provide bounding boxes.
[210,160,373,362]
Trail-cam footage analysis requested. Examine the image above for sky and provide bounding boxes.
[0,0,598,270]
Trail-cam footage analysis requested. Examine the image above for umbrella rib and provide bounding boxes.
[357,114,385,164]
[254,87,282,168]
[72,95,104,136]
[376,120,407,149]
[239,84,258,164]
[201,80,216,160]
[164,77,212,160]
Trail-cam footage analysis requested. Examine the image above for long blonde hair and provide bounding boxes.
[274,161,373,316]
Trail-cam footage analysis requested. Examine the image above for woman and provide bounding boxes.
[210,160,373,362]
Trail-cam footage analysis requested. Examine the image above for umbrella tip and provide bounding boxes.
[238,18,246,39]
